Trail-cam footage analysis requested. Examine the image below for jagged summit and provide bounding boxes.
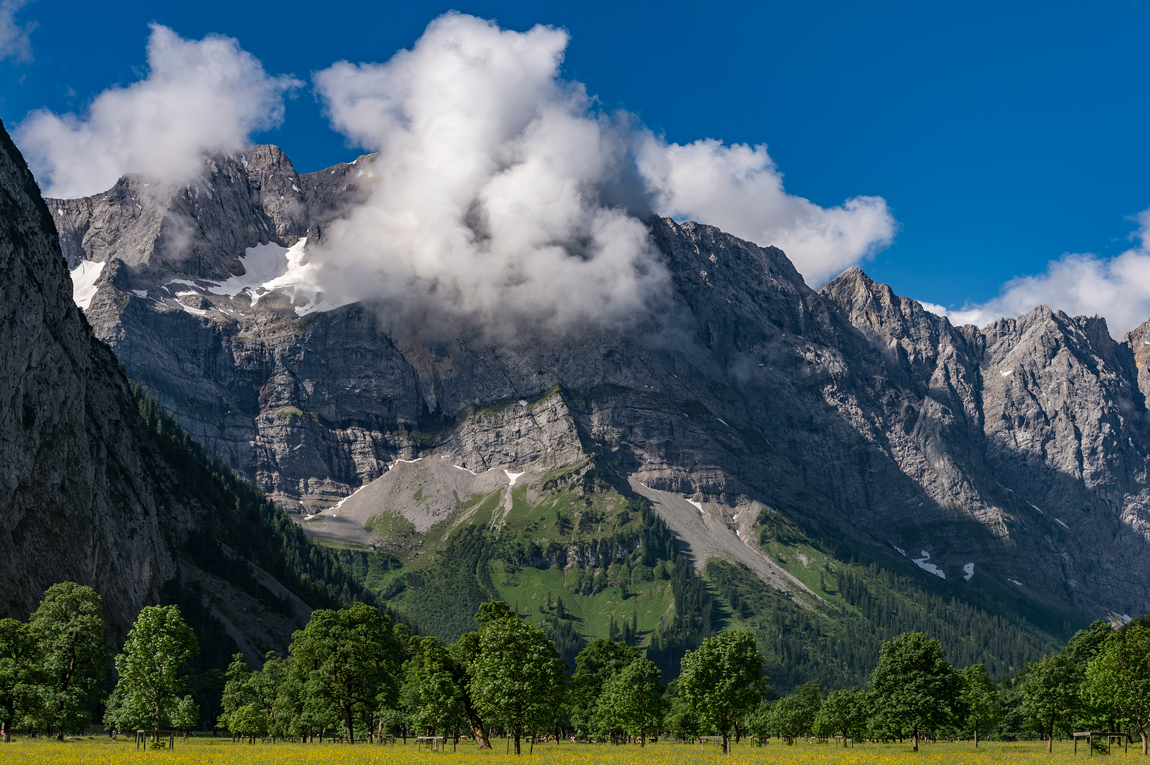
[47,143,1150,623]
[0,122,320,660]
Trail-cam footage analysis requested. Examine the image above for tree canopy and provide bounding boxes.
[1019,651,1082,753]
[1084,625,1150,755]
[112,605,199,738]
[287,603,402,744]
[869,632,963,751]
[959,664,1000,747]
[678,629,765,753]
[469,604,566,754]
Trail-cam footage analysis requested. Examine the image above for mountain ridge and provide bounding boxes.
[45,144,1150,629]
[0,123,395,670]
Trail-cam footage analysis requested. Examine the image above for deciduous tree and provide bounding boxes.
[447,632,491,749]
[216,653,252,733]
[287,603,401,744]
[469,603,565,754]
[113,605,198,741]
[405,637,464,738]
[813,687,867,746]
[0,619,34,743]
[771,680,823,743]
[678,629,765,754]
[1019,651,1082,753]
[960,664,1000,748]
[596,657,663,745]
[1084,625,1150,755]
[869,632,962,751]
[571,639,641,735]
[170,695,199,737]
[28,583,108,740]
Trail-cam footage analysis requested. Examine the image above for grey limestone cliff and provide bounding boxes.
[48,146,1150,621]
[0,121,309,658]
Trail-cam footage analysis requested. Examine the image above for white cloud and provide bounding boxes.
[15,24,300,198]
[0,0,33,63]
[636,138,897,284]
[312,12,669,334]
[309,12,897,333]
[923,208,1150,337]
[917,301,950,317]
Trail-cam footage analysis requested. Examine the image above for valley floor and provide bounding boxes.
[0,737,1099,764]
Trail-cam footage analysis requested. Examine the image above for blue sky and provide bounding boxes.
[3,0,1149,331]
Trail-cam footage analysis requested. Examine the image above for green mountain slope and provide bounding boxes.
[304,441,1085,691]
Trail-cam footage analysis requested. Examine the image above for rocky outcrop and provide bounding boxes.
[49,146,1150,620]
[0,117,177,628]
[0,120,310,659]
[820,268,1150,616]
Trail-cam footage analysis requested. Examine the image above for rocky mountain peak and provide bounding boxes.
[44,142,1150,621]
[1,116,181,624]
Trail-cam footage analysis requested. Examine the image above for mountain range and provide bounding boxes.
[6,128,1150,689]
[0,122,390,675]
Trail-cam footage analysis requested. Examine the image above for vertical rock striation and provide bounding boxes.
[46,144,1150,620]
[0,121,311,657]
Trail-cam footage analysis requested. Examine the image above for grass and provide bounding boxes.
[491,563,675,642]
[0,737,1099,764]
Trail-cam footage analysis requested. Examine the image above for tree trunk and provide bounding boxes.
[465,703,491,749]
[2,721,8,743]
[1141,731,1147,756]
[974,725,979,748]
[345,707,354,745]
[912,726,918,752]
[722,732,729,754]
[514,728,521,755]
[56,723,64,741]
[1048,726,1053,753]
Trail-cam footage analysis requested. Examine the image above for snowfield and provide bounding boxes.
[69,260,105,309]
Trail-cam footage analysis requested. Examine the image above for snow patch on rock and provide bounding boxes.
[69,260,104,310]
[203,239,351,316]
[912,549,946,579]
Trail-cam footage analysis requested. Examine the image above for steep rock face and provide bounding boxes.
[49,147,1150,619]
[821,269,1150,615]
[0,119,177,625]
[0,121,310,658]
[54,146,369,276]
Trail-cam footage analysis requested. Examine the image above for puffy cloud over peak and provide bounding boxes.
[310,13,662,334]
[306,12,897,332]
[15,24,300,198]
[636,138,897,284]
[920,208,1150,337]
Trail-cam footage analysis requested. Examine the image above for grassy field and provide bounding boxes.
[0,738,1097,764]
